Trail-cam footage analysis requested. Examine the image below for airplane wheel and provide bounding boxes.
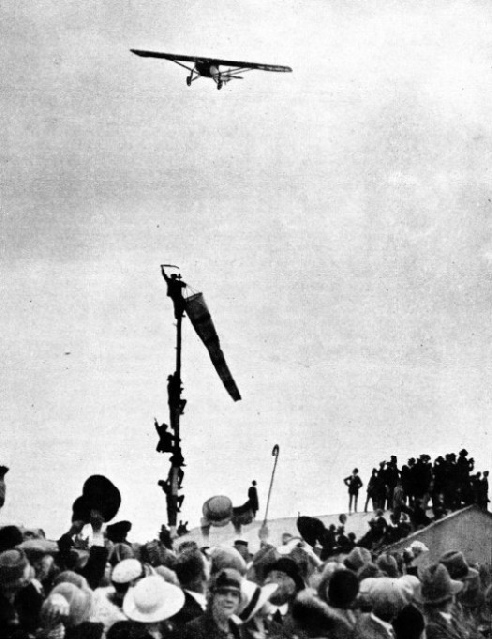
[186,77,192,86]
[217,81,223,90]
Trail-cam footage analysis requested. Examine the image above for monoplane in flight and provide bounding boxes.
[130,50,293,90]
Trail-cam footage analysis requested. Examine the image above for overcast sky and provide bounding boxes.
[2,0,492,542]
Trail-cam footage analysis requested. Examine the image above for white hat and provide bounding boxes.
[236,580,278,623]
[123,576,185,623]
[409,541,429,553]
[111,559,142,584]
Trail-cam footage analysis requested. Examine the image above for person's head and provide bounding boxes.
[208,568,242,622]
[418,563,463,610]
[409,541,428,559]
[263,558,305,606]
[123,576,184,626]
[343,547,372,573]
[0,526,23,553]
[282,532,294,545]
[234,540,250,563]
[174,548,209,592]
[111,558,144,596]
[327,569,359,608]
[438,550,478,582]
[53,570,90,592]
[0,548,31,597]
[252,480,257,487]
[44,582,92,627]
[353,469,358,475]
[210,546,247,577]
[361,578,409,623]
[109,543,135,567]
[292,590,344,638]
[237,580,278,624]
[393,605,425,639]
[376,553,399,578]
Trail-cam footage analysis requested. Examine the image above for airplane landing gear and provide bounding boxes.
[217,80,223,90]
[186,76,192,86]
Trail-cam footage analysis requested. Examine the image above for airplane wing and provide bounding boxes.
[130,50,292,73]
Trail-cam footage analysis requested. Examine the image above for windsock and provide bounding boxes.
[184,292,241,401]
[0,466,9,510]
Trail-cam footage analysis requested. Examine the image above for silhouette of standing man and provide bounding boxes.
[344,468,363,514]
[248,480,259,516]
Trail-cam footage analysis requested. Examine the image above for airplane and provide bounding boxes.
[130,50,293,90]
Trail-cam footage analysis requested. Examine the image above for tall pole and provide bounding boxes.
[160,265,186,538]
[259,444,280,542]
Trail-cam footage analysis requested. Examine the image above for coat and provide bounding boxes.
[177,611,241,639]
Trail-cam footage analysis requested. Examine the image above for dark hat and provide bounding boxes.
[393,605,425,639]
[0,548,29,585]
[297,516,327,547]
[71,495,91,523]
[416,563,462,605]
[439,550,479,581]
[174,549,207,585]
[0,526,23,553]
[328,569,359,608]
[106,521,132,544]
[292,590,348,636]
[459,449,468,457]
[209,568,242,595]
[82,475,121,522]
[264,557,305,592]
[235,540,249,548]
[0,466,9,479]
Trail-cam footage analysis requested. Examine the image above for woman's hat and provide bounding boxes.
[376,553,399,578]
[0,548,29,585]
[18,538,59,562]
[82,475,121,522]
[123,576,185,623]
[438,550,479,581]
[72,475,121,523]
[264,557,305,593]
[343,547,372,572]
[48,582,92,627]
[237,580,278,623]
[202,496,233,527]
[210,546,247,576]
[209,568,242,596]
[111,559,143,584]
[416,563,463,605]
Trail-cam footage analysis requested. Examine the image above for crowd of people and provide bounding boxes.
[1,511,492,639]
[344,450,490,519]
[0,459,491,639]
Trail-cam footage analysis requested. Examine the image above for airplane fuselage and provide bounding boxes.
[195,61,220,79]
